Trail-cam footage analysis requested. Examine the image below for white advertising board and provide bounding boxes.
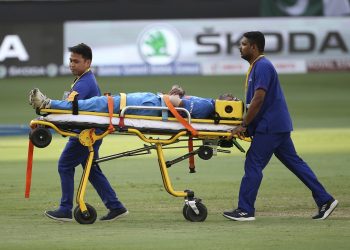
[64,17,350,75]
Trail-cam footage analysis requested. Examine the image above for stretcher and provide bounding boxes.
[25,96,249,224]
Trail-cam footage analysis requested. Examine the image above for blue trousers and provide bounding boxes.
[58,137,124,212]
[238,132,333,214]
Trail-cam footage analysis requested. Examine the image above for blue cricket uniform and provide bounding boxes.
[51,93,215,119]
[239,57,333,214]
[58,70,125,213]
[181,96,215,119]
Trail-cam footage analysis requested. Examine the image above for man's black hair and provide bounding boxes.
[243,31,265,53]
[68,43,92,60]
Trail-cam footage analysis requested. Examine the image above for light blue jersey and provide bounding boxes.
[51,92,162,116]
[51,92,216,118]
[181,96,215,119]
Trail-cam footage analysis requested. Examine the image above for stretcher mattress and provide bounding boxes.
[39,114,237,132]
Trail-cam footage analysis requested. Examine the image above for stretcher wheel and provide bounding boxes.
[182,204,190,221]
[29,127,52,148]
[198,146,213,160]
[73,203,97,224]
[183,202,208,222]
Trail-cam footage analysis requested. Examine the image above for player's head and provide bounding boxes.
[68,43,92,76]
[242,31,265,53]
[218,93,239,101]
[239,31,265,62]
[68,43,92,61]
[168,84,185,98]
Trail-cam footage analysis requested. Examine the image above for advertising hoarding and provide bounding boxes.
[64,17,350,75]
[0,23,63,78]
[1,17,349,78]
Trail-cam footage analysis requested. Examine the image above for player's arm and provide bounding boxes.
[243,88,266,126]
[231,88,265,139]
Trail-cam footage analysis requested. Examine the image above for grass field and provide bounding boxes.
[0,73,350,249]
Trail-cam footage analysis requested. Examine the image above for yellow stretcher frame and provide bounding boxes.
[26,109,249,224]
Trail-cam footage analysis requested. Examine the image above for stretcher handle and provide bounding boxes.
[30,120,77,137]
[188,136,196,173]
[25,140,34,198]
[120,106,192,123]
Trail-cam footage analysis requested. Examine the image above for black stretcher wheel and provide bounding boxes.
[198,146,213,160]
[183,204,190,221]
[73,203,97,224]
[183,202,208,222]
[29,127,52,148]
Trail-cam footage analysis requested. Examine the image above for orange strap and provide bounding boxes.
[118,116,125,128]
[106,95,115,132]
[163,95,198,136]
[188,136,196,172]
[25,140,34,198]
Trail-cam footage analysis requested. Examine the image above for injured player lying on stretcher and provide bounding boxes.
[26,86,247,224]
[28,85,239,119]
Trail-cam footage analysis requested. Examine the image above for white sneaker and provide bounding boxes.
[29,88,51,109]
[312,199,338,220]
[223,208,256,221]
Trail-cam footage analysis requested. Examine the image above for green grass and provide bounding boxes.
[1,72,350,127]
[0,73,350,249]
[0,130,349,250]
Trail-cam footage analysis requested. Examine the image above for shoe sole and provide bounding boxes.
[44,211,73,222]
[317,200,338,220]
[223,213,256,221]
[100,210,129,222]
